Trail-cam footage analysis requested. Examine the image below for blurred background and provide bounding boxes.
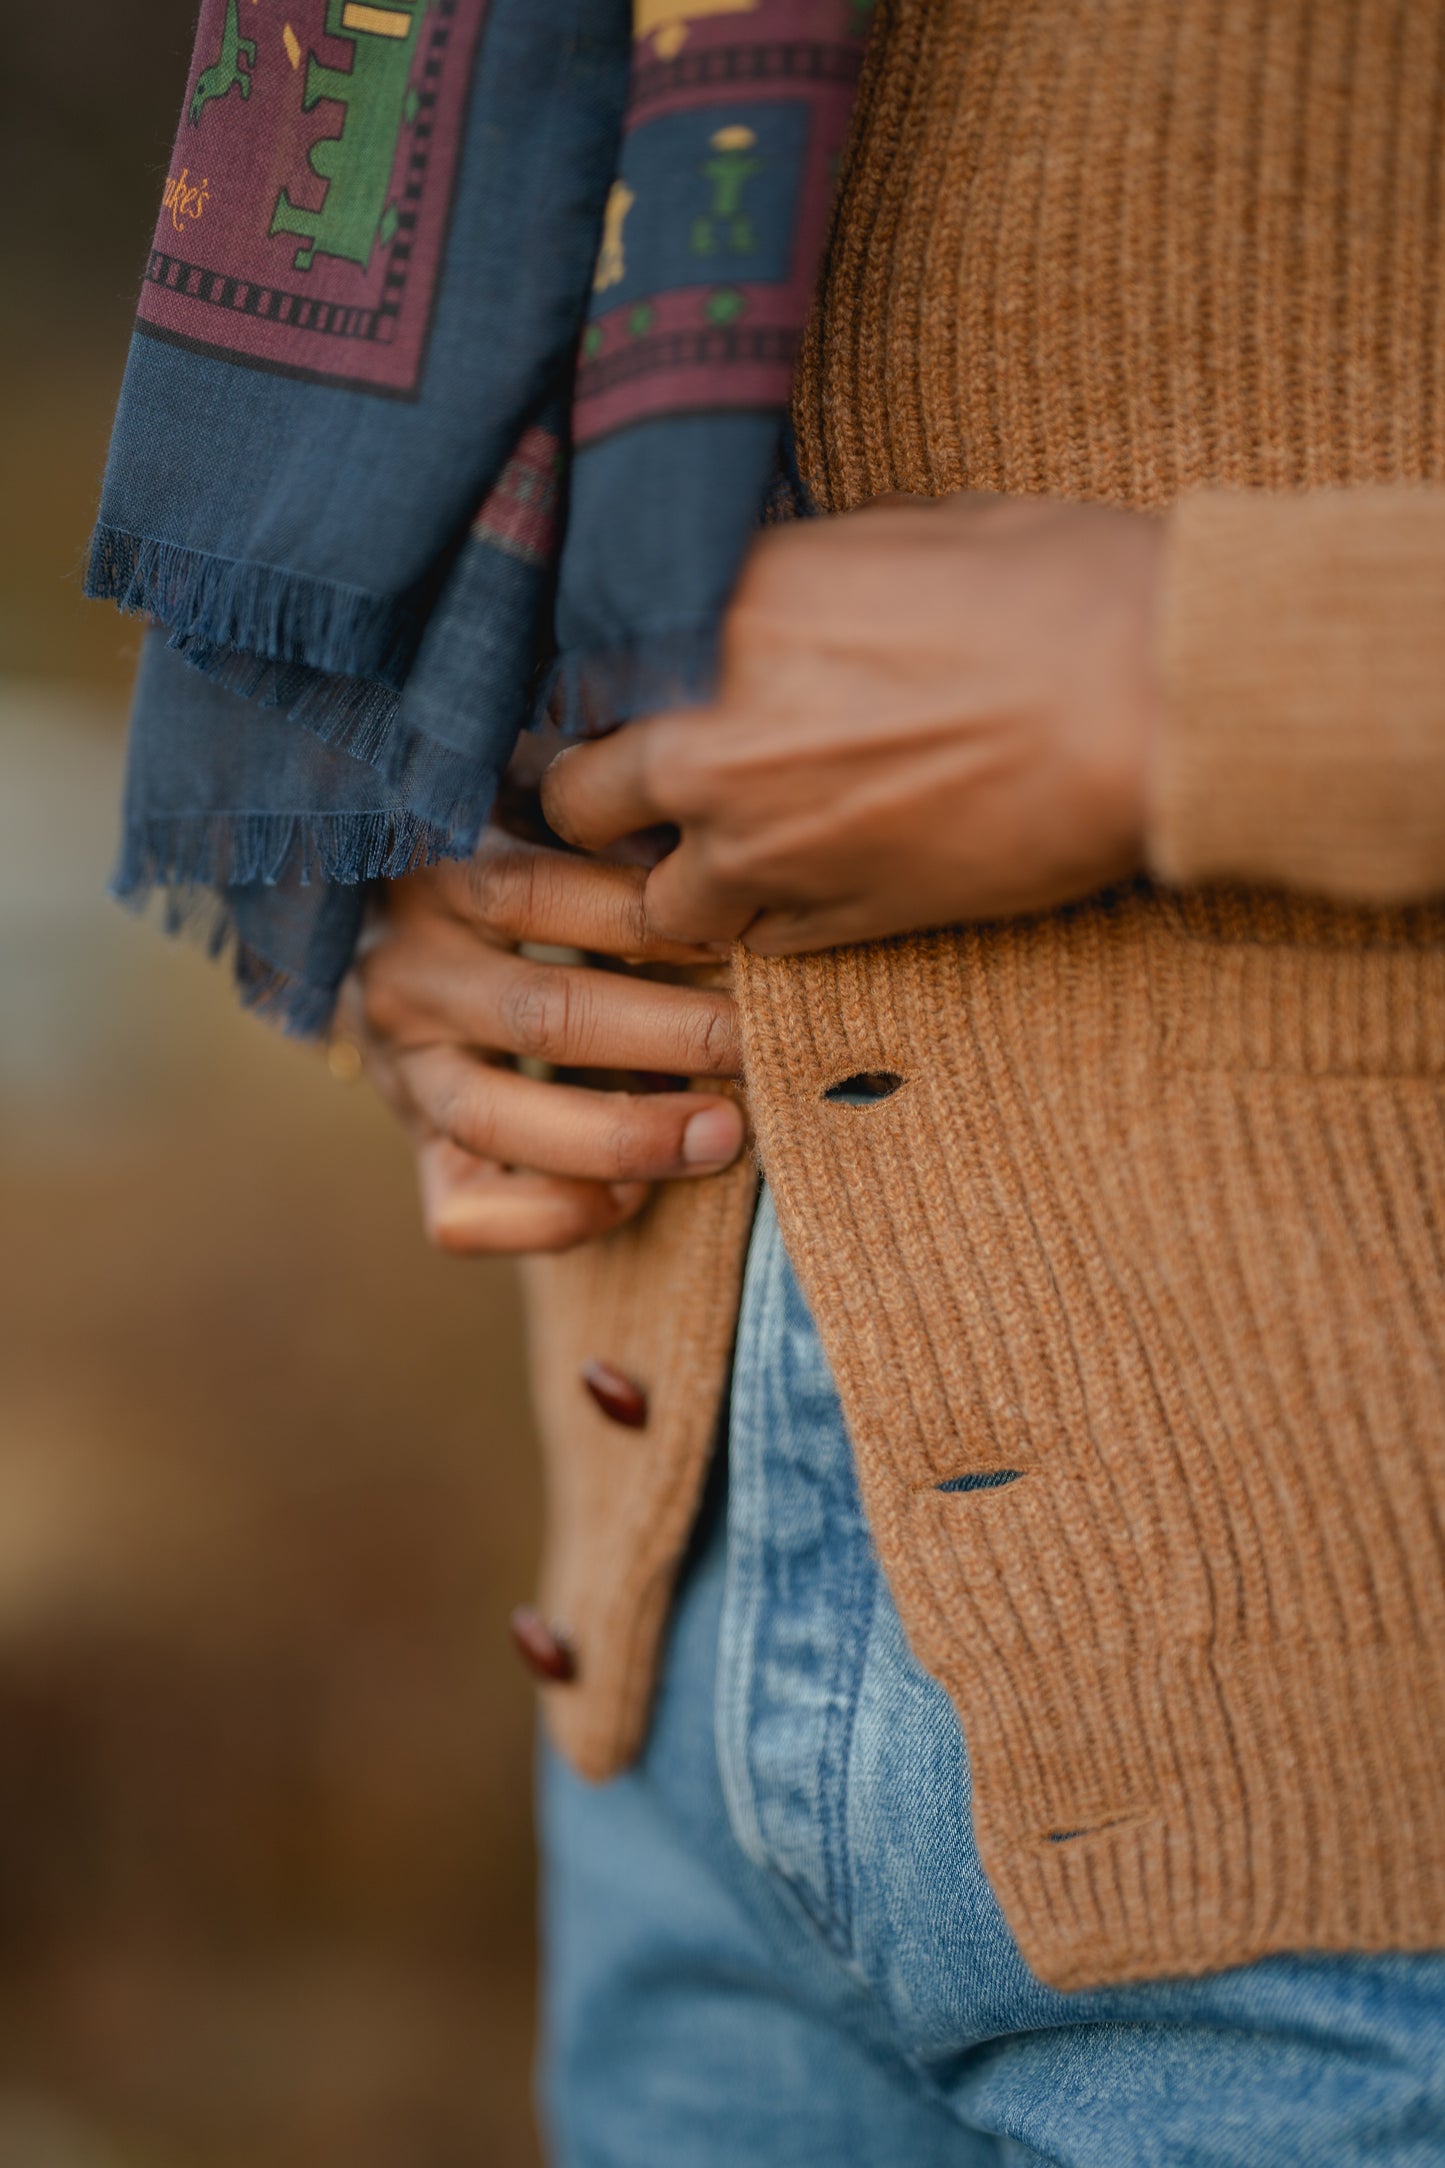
[0,10,544,2162]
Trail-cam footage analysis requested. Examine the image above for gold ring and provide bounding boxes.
[327,1035,364,1083]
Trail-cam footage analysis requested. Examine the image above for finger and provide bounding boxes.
[741,899,889,956]
[335,966,370,1050]
[402,1046,746,1182]
[338,966,416,1118]
[428,833,713,964]
[539,727,673,854]
[640,838,763,949]
[364,925,741,1075]
[416,1136,648,1255]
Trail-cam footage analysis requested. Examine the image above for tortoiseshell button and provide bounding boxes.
[508,1606,576,1684]
[581,1358,648,1428]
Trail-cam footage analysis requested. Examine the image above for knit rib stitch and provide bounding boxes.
[523,0,1445,1988]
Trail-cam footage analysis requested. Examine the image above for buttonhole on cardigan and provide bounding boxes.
[821,1070,905,1107]
[1042,1808,1152,1847]
[935,1470,1022,1493]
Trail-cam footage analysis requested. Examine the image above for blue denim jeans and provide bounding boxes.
[539,1191,1445,2166]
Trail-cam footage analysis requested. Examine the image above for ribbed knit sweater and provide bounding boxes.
[523,0,1445,1991]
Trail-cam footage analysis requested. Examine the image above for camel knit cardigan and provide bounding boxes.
[523,0,1445,1992]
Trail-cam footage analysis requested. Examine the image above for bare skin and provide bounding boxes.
[351,491,1165,1254]
[344,832,746,1255]
[541,493,1165,951]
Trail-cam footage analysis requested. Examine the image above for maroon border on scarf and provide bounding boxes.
[573,1,867,446]
[135,0,489,398]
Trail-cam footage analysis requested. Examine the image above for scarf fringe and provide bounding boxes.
[86,523,419,687]
[114,805,455,895]
[112,807,466,1037]
[542,625,723,738]
[230,946,347,1038]
[114,877,342,1038]
[169,640,499,854]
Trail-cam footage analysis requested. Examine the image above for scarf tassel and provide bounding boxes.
[85,523,420,690]
[112,805,462,1037]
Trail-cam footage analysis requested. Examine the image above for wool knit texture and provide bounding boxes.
[523,0,1445,1990]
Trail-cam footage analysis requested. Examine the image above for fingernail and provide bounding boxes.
[681,1104,742,1167]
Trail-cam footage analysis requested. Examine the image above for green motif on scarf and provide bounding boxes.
[269,0,428,273]
[188,0,256,124]
[691,124,764,255]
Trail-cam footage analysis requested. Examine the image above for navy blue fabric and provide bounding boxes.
[122,636,438,1032]
[89,0,862,1031]
[97,1,628,634]
[93,0,628,1027]
[553,412,792,708]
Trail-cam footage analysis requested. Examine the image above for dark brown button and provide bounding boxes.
[581,1357,648,1428]
[509,1605,576,1684]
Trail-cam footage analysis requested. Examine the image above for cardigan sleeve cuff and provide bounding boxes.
[1146,486,1445,903]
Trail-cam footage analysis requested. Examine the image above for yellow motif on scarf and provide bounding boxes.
[635,0,759,62]
[593,179,636,290]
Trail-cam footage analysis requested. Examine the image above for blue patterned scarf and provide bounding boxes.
[88,0,870,1030]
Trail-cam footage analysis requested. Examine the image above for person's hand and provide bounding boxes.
[340,831,745,1255]
[540,493,1165,952]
